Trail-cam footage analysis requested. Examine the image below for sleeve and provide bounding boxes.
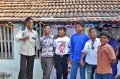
[53,39,56,47]
[107,46,116,60]
[35,32,41,49]
[16,30,23,41]
[82,42,88,54]
[70,36,74,60]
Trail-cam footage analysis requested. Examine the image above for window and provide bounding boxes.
[0,27,14,59]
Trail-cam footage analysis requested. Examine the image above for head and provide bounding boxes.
[76,22,84,33]
[89,28,97,39]
[25,17,33,29]
[44,24,51,34]
[100,31,111,45]
[57,27,66,37]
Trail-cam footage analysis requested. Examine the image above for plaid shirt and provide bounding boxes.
[16,28,40,56]
[40,35,54,57]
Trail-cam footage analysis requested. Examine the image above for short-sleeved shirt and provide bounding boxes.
[54,36,70,55]
[82,38,101,65]
[40,35,54,57]
[96,43,116,74]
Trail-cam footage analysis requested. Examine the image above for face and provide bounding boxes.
[100,35,109,45]
[58,29,65,36]
[76,24,83,33]
[89,29,97,39]
[44,26,51,34]
[26,20,33,29]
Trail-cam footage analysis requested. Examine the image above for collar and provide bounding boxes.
[100,43,109,48]
[90,38,99,42]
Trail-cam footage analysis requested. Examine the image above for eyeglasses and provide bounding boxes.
[91,42,94,50]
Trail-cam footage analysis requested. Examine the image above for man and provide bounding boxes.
[40,24,54,79]
[54,27,70,79]
[70,22,89,79]
[16,17,40,79]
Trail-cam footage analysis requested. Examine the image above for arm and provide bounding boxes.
[107,46,116,66]
[115,49,119,57]
[80,52,86,66]
[16,30,29,41]
[80,42,88,66]
[69,37,74,64]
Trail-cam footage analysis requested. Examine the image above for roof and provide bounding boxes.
[0,0,120,22]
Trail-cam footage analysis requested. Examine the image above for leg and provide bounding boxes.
[62,56,68,79]
[26,55,35,79]
[70,61,79,79]
[79,64,85,79]
[55,56,62,79]
[43,57,53,79]
[95,72,102,79]
[86,64,94,79]
[101,73,111,79]
[18,54,27,79]
[41,57,47,79]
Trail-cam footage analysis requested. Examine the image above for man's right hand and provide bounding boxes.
[20,36,30,41]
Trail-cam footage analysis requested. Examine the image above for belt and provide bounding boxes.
[55,54,69,57]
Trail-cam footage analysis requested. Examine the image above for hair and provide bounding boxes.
[57,27,66,32]
[25,17,33,23]
[76,21,84,28]
[44,24,51,28]
[100,31,111,39]
[89,28,97,33]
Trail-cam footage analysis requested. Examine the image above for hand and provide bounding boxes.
[80,59,86,67]
[70,60,73,65]
[20,36,30,41]
[24,36,30,41]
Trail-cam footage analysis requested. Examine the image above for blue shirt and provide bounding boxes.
[70,33,89,62]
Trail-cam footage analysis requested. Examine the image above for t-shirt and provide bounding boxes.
[54,36,70,55]
[96,43,116,74]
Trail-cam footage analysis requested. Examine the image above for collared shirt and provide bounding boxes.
[40,35,54,57]
[70,33,89,62]
[82,38,101,65]
[54,36,70,55]
[96,43,116,74]
[16,28,40,56]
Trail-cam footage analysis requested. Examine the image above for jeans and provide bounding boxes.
[95,72,111,79]
[55,54,69,79]
[70,61,85,79]
[87,64,97,79]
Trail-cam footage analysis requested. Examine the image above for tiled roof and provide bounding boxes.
[0,0,120,22]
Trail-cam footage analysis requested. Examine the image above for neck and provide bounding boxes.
[45,33,49,37]
[91,37,96,42]
[27,28,32,32]
[59,35,65,38]
[77,31,83,35]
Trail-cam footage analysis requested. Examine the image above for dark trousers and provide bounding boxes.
[18,54,35,79]
[55,54,69,79]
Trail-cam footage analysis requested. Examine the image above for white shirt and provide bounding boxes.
[40,35,54,57]
[16,28,40,56]
[54,36,70,55]
[82,38,101,65]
